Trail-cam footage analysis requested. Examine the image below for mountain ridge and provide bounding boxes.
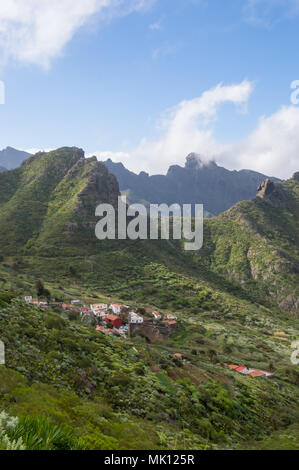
[0,147,298,450]
[0,146,31,170]
[104,153,280,216]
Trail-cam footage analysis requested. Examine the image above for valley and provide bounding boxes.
[0,148,298,450]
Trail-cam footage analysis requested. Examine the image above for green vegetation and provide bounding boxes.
[0,148,298,450]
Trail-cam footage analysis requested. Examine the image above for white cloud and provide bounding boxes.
[90,150,131,162]
[152,42,179,60]
[95,80,299,179]
[244,0,299,26]
[220,106,299,178]
[149,18,162,30]
[24,147,53,154]
[96,80,253,173]
[0,0,155,68]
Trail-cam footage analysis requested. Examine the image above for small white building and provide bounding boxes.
[130,312,144,324]
[94,309,108,318]
[152,311,161,320]
[90,303,107,311]
[110,304,122,314]
[71,299,81,305]
[24,296,33,303]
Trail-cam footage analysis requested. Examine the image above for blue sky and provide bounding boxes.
[0,0,298,177]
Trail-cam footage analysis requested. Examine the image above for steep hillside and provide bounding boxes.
[195,175,299,313]
[0,148,298,450]
[0,287,298,450]
[0,147,119,255]
[104,153,280,216]
[0,148,297,316]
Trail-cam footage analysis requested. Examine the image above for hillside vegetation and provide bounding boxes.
[0,148,298,450]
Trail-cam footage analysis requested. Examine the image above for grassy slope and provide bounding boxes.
[0,270,298,450]
[0,149,298,449]
[194,178,299,313]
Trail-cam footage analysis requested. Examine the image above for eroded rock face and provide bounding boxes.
[257,178,286,207]
[257,178,276,197]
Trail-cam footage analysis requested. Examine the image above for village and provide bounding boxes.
[23,296,178,339]
[23,295,275,379]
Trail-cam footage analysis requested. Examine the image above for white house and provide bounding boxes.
[152,311,161,320]
[90,303,107,311]
[90,304,108,314]
[130,312,144,324]
[71,299,81,305]
[110,304,122,314]
[24,296,33,303]
[93,309,108,318]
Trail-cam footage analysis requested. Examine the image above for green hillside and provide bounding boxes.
[0,148,298,450]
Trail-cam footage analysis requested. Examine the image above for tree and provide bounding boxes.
[35,280,51,300]
[208,349,217,363]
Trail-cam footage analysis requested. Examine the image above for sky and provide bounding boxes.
[0,0,299,178]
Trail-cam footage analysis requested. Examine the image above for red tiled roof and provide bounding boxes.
[228,364,239,370]
[248,370,266,377]
[235,366,247,373]
[105,315,120,322]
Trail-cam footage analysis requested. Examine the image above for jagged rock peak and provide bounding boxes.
[257,178,276,197]
[257,178,287,207]
[185,153,203,169]
[185,153,217,170]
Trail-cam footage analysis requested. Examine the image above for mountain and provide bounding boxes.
[195,173,299,313]
[0,147,298,449]
[0,147,119,256]
[104,153,280,216]
[0,147,297,314]
[0,166,6,172]
[0,146,31,170]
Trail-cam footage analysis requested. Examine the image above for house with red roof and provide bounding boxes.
[225,364,273,378]
[248,370,267,377]
[165,320,177,327]
[105,315,122,328]
[173,353,183,359]
[166,314,177,320]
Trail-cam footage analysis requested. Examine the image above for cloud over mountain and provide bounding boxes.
[94,80,299,179]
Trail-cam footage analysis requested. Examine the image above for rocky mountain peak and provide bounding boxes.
[185,153,217,170]
[257,178,276,197]
[257,178,288,208]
